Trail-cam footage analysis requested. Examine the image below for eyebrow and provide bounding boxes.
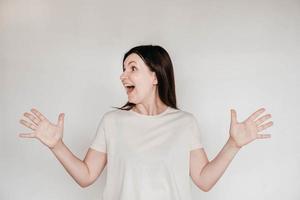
[123,61,137,71]
[128,61,136,65]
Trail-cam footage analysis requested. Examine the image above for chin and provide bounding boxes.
[128,98,139,104]
[128,98,136,104]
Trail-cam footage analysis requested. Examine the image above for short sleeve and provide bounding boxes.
[90,115,107,153]
[189,115,203,151]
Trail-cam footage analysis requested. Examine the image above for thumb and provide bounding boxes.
[57,113,65,128]
[230,109,238,123]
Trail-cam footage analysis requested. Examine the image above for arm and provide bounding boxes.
[190,138,240,192]
[50,140,107,188]
[19,108,107,188]
[190,108,273,192]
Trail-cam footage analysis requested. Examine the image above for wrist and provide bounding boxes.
[228,137,242,150]
[50,139,64,152]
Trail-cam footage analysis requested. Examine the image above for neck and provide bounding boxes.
[133,102,168,116]
[132,88,168,115]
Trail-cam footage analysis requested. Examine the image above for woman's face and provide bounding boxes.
[120,53,158,104]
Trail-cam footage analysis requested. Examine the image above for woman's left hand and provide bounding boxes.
[229,108,273,148]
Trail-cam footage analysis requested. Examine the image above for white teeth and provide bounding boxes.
[123,82,135,87]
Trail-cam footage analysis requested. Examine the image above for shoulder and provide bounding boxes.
[94,109,125,128]
[100,107,197,122]
[168,107,197,124]
[171,107,194,117]
[100,108,127,121]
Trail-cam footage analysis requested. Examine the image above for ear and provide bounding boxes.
[152,72,158,85]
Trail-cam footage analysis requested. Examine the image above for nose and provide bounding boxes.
[120,71,127,81]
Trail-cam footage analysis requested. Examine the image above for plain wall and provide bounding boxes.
[1,0,300,199]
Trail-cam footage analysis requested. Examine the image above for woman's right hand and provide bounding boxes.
[19,108,65,149]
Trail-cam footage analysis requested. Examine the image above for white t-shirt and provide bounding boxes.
[90,106,203,200]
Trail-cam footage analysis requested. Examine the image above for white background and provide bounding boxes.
[1,0,299,199]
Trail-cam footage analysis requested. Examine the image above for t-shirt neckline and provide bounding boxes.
[129,106,170,118]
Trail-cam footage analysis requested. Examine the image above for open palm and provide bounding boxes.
[19,108,65,149]
[229,108,273,148]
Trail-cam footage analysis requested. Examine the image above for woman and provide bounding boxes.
[19,45,273,200]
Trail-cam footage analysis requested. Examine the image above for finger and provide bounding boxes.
[31,108,47,121]
[19,119,37,131]
[57,113,65,128]
[257,121,273,132]
[248,108,266,121]
[19,133,35,138]
[24,112,40,126]
[230,109,238,123]
[255,114,272,126]
[256,133,271,139]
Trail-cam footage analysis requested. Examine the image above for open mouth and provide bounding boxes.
[125,85,135,94]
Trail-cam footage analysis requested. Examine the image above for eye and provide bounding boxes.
[122,66,137,72]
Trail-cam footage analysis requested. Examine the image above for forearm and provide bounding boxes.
[50,140,91,187]
[199,137,240,191]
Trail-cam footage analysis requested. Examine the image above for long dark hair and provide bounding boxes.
[113,45,178,111]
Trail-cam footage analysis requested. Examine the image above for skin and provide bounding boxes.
[189,108,273,191]
[19,53,274,191]
[120,53,168,115]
